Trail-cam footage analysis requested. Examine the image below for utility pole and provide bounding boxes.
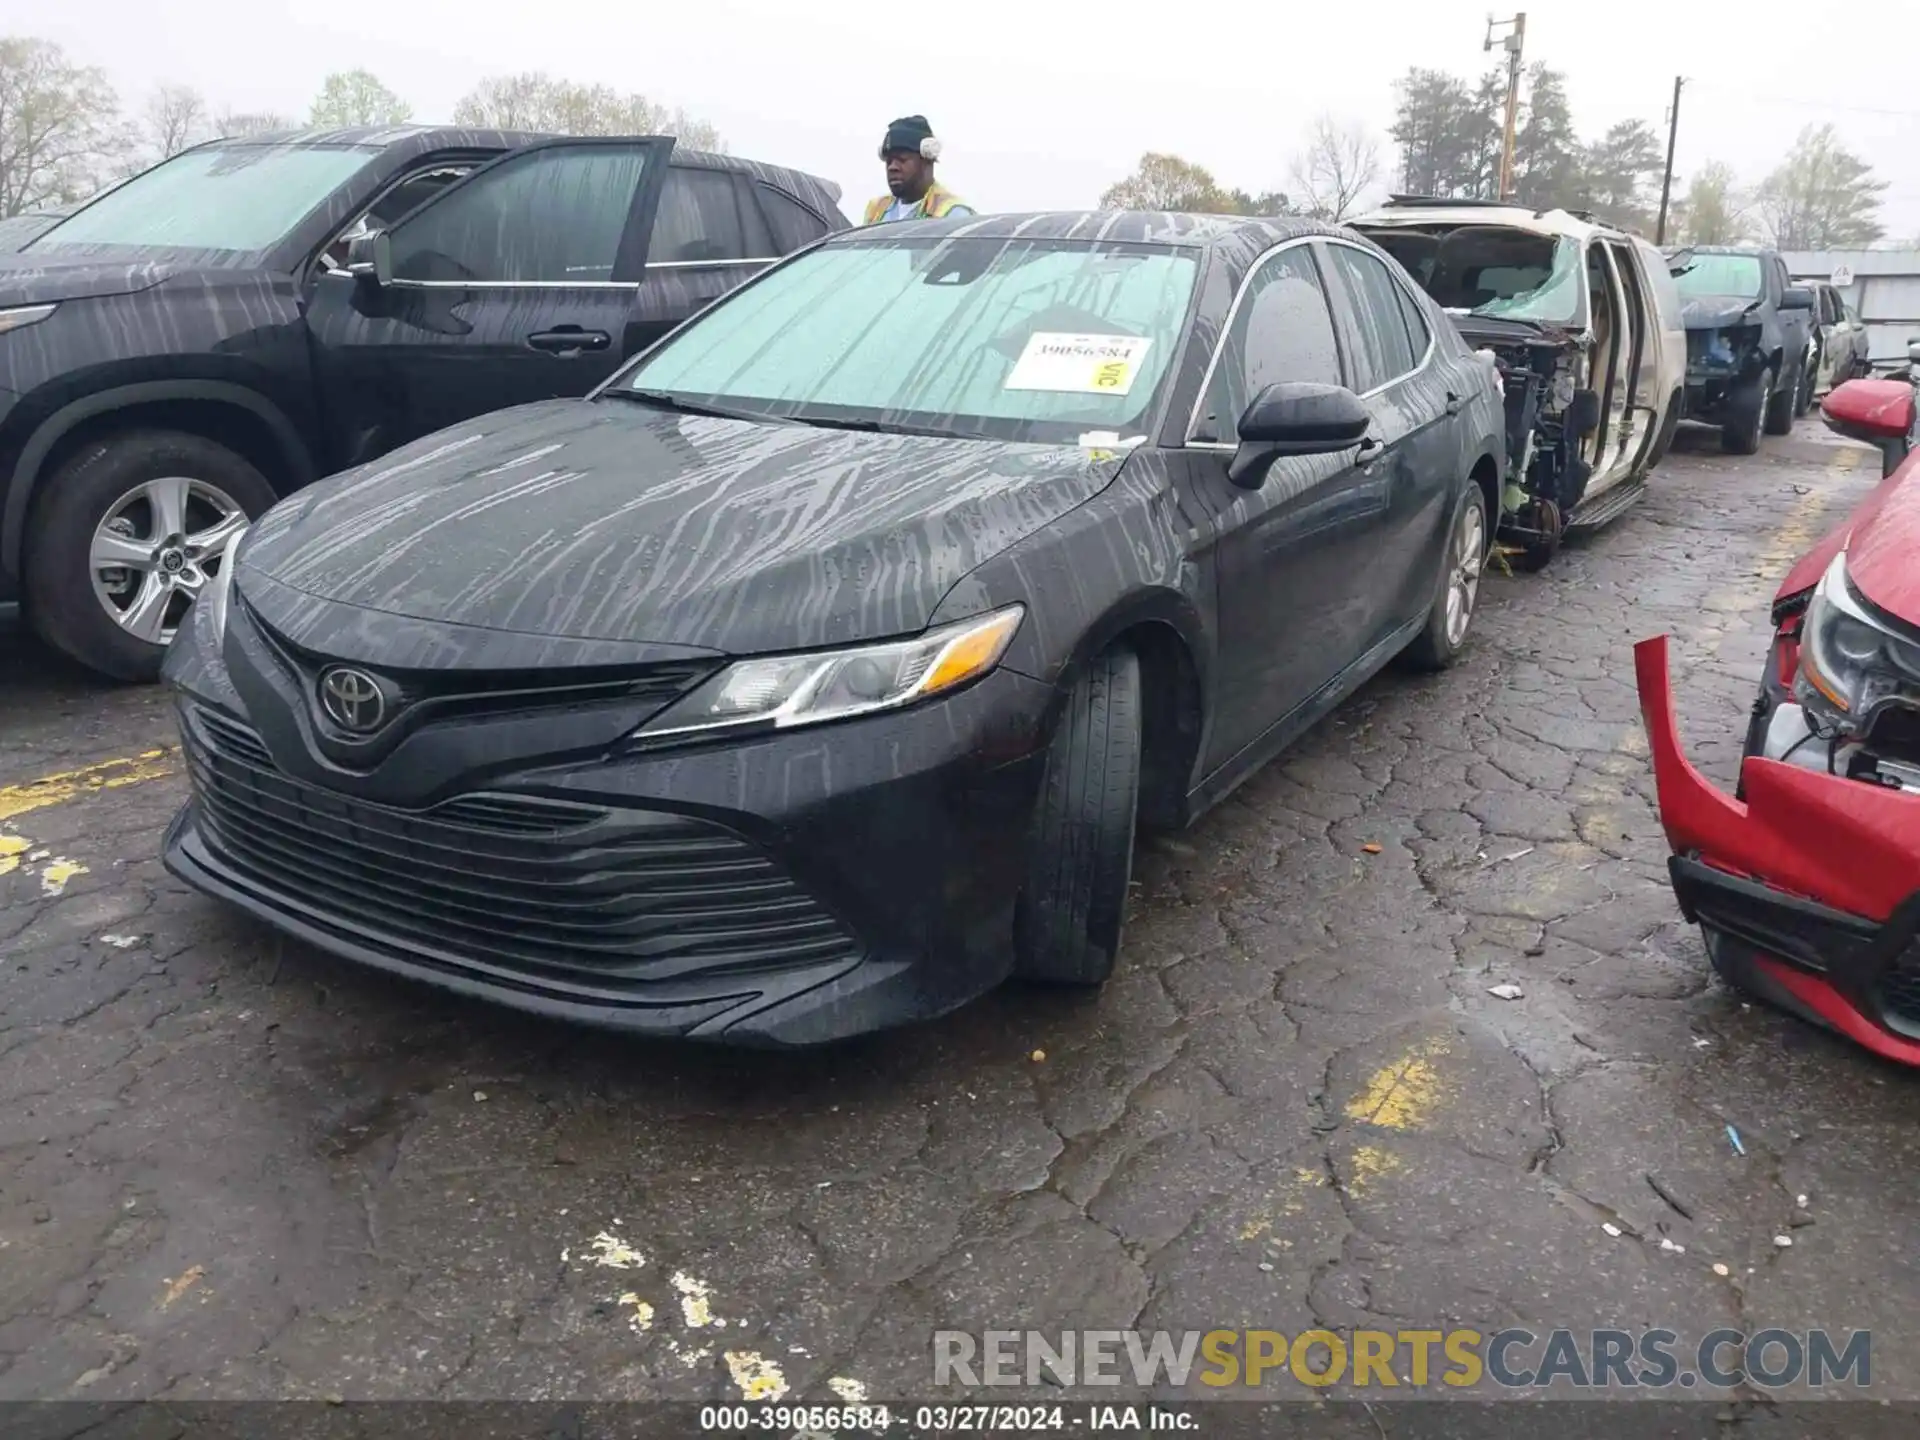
[1485,13,1527,200]
[1656,75,1685,244]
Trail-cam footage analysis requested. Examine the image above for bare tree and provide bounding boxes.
[0,35,124,215]
[213,109,297,139]
[144,83,208,158]
[1673,160,1749,245]
[453,72,725,151]
[1288,113,1381,221]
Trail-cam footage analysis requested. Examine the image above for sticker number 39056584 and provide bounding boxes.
[1004,333,1152,396]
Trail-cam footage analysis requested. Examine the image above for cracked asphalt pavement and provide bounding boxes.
[3,420,1918,1412]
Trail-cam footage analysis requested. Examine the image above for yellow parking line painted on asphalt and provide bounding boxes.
[1345,1037,1450,1131]
[0,747,179,823]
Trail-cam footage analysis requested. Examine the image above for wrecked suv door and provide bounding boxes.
[1353,205,1684,571]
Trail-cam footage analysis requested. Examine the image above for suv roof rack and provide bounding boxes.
[1383,194,1520,208]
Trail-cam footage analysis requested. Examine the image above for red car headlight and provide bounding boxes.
[1796,552,1920,733]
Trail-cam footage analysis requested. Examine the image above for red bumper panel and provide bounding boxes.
[1634,635,1920,1055]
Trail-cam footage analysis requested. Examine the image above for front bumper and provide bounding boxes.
[1634,635,1920,1062]
[162,608,1059,1047]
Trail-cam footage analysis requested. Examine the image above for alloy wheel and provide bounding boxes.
[1444,500,1485,648]
[89,476,247,646]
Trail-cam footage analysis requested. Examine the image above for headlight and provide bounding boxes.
[203,526,249,644]
[633,605,1025,745]
[0,302,57,337]
[1796,552,1920,732]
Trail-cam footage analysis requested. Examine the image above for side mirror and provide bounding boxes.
[1665,247,1695,277]
[345,229,392,286]
[1820,378,1916,477]
[1227,382,1373,489]
[1781,286,1815,311]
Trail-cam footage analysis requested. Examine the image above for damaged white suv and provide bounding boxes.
[1352,198,1685,570]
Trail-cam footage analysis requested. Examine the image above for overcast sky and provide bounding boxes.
[10,0,1919,242]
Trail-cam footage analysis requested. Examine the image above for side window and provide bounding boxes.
[1327,245,1418,392]
[757,183,831,254]
[322,163,478,270]
[388,144,651,283]
[1392,278,1432,360]
[1193,246,1343,443]
[650,166,756,264]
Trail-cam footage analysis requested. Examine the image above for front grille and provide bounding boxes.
[1878,939,1920,1027]
[182,707,860,991]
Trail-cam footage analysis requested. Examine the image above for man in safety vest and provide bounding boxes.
[862,116,974,225]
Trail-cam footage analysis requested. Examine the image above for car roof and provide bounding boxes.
[197,127,843,209]
[1687,243,1775,257]
[1351,196,1630,242]
[831,209,1345,250]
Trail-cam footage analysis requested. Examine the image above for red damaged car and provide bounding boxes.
[1636,373,1920,1063]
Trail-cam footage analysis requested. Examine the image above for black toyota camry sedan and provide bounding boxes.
[161,211,1506,1046]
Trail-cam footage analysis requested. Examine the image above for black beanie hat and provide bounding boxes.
[880,115,939,160]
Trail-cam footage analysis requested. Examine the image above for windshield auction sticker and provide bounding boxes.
[1005,333,1152,396]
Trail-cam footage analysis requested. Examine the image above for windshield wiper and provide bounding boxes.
[613,389,786,425]
[781,413,967,440]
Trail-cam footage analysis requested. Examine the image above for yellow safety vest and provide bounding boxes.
[862,184,967,225]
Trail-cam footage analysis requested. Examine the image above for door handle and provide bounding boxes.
[528,328,611,354]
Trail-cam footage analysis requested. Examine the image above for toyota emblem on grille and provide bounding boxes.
[319,667,387,733]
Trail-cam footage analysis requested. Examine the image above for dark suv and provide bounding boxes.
[0,127,844,680]
[1670,244,1815,455]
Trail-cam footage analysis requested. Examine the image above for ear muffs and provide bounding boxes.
[920,136,942,161]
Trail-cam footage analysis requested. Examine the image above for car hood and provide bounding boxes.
[0,252,177,306]
[1843,452,1920,623]
[1681,297,1764,331]
[238,399,1131,657]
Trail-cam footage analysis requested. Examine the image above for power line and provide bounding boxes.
[1680,84,1920,120]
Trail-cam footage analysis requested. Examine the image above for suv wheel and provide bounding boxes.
[1012,646,1142,987]
[1764,363,1798,436]
[24,431,277,682]
[1722,367,1770,455]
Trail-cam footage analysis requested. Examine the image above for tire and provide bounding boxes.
[1011,646,1143,987]
[1510,496,1561,574]
[1645,394,1682,469]
[1721,369,1769,455]
[1401,483,1488,670]
[23,430,277,683]
[1764,362,1797,436]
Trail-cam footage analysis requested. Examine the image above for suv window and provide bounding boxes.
[757,183,830,254]
[1327,244,1418,391]
[388,143,652,284]
[652,165,761,264]
[1193,245,1343,443]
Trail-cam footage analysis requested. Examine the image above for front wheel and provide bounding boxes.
[1722,369,1770,455]
[23,431,277,682]
[1765,363,1798,436]
[1402,484,1488,670]
[1012,647,1143,987]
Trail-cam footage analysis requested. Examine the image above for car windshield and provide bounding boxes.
[1675,253,1764,300]
[1465,235,1585,324]
[28,144,378,255]
[1365,226,1585,327]
[618,234,1202,445]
